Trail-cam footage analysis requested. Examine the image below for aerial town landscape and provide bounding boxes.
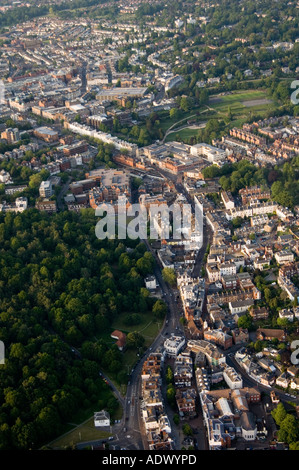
[0,0,298,455]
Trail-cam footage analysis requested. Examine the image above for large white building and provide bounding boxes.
[144,275,157,290]
[219,262,237,277]
[15,197,28,212]
[164,335,186,357]
[65,122,138,155]
[94,410,110,427]
[221,191,235,210]
[229,299,254,315]
[275,250,294,265]
[0,170,12,184]
[226,201,278,221]
[165,74,183,92]
[190,143,226,164]
[39,180,53,198]
[223,366,243,389]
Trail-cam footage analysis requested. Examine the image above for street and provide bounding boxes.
[80,169,298,451]
[113,171,213,450]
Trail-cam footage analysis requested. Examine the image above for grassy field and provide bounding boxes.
[208,89,275,117]
[158,106,203,133]
[164,126,206,143]
[47,417,112,450]
[163,89,279,143]
[110,310,161,344]
[44,384,124,449]
[44,311,161,449]
[211,89,269,103]
[93,309,162,390]
[94,307,161,350]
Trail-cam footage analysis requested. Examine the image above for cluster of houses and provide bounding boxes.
[157,336,199,420]
[140,353,174,450]
[162,337,269,449]
[141,333,270,450]
[177,270,205,321]
[147,315,297,450]
[216,116,299,166]
[141,141,227,176]
[278,262,299,305]
[0,196,28,213]
[199,387,264,449]
[201,184,299,333]
[235,345,299,391]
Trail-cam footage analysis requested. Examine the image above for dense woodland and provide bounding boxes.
[0,0,106,28]
[0,208,159,449]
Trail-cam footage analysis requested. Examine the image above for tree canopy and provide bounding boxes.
[0,208,157,449]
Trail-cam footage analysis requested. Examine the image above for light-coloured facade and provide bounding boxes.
[223,366,243,389]
[164,335,186,357]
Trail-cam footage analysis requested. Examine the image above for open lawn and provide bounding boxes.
[207,89,276,117]
[94,310,162,389]
[214,89,268,102]
[158,106,203,133]
[110,310,161,346]
[163,89,280,144]
[164,125,206,143]
[159,88,280,144]
[47,417,112,449]
[46,311,160,449]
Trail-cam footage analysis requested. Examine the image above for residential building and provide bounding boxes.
[290,378,299,391]
[0,170,12,184]
[229,299,254,315]
[33,126,59,143]
[275,250,294,265]
[278,308,294,322]
[174,352,193,388]
[1,127,20,143]
[223,366,243,389]
[144,275,157,290]
[164,335,186,357]
[254,256,272,271]
[203,328,233,350]
[195,367,210,392]
[276,373,290,389]
[39,180,53,198]
[221,191,235,210]
[110,330,126,351]
[35,199,57,213]
[249,306,269,322]
[256,328,286,342]
[175,388,197,417]
[231,328,249,344]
